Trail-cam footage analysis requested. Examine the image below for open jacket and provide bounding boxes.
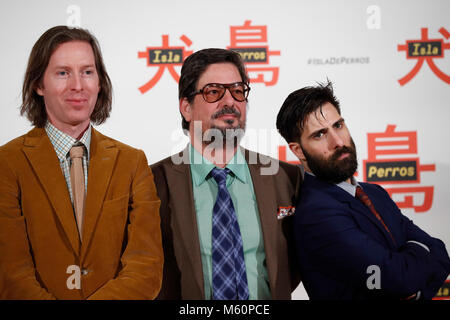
[151,146,302,299]
[0,127,163,299]
[295,173,450,300]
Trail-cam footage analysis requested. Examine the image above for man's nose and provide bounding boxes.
[221,88,235,105]
[329,129,345,149]
[69,74,83,91]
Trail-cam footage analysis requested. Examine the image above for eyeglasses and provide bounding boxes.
[193,82,250,103]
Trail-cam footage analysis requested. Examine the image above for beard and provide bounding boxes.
[204,105,246,149]
[303,138,358,184]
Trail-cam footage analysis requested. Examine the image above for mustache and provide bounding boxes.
[211,106,241,119]
[330,145,356,161]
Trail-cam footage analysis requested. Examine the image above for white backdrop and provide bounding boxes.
[1,0,449,299]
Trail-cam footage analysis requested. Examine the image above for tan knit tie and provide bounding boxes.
[70,146,85,240]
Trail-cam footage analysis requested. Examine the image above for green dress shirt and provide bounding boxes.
[189,144,271,300]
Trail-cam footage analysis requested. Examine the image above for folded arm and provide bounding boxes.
[298,205,446,299]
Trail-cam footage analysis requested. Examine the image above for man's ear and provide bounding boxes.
[36,84,44,96]
[288,142,306,163]
[179,98,192,122]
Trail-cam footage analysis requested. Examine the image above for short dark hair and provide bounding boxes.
[178,48,249,130]
[21,25,112,128]
[276,81,340,143]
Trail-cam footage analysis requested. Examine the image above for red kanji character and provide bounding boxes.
[398,27,450,85]
[230,20,267,46]
[367,125,417,160]
[385,186,434,213]
[138,35,193,94]
[363,125,436,213]
[228,20,280,86]
[364,125,435,184]
[246,67,279,86]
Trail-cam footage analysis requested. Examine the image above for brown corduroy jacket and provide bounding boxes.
[0,127,163,299]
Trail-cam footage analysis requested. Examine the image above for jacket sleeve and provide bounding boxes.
[297,202,444,299]
[0,152,56,299]
[376,185,450,268]
[150,162,183,300]
[377,185,450,299]
[87,150,163,299]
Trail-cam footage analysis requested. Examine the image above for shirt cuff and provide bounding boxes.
[407,240,430,253]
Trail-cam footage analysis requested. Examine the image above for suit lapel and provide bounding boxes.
[22,128,80,255]
[348,199,397,249]
[307,175,397,249]
[168,147,205,297]
[244,149,279,294]
[351,186,397,249]
[81,128,118,257]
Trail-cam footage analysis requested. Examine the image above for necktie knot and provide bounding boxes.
[355,185,365,199]
[356,186,373,207]
[70,145,84,159]
[355,186,363,195]
[211,167,230,186]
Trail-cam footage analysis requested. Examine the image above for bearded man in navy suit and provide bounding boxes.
[276,81,450,300]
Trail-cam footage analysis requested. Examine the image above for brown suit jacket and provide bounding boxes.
[0,127,163,299]
[151,146,302,299]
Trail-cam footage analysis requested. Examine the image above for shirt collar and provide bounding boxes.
[336,176,360,197]
[189,143,247,187]
[45,121,92,162]
[306,171,360,197]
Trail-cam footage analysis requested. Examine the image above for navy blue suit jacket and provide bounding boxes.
[295,173,450,300]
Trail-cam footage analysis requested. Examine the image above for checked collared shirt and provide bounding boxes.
[45,122,91,205]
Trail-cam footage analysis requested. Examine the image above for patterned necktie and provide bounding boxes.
[210,167,249,300]
[70,146,85,240]
[355,186,396,246]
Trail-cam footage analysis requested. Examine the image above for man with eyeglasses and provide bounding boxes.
[151,48,302,300]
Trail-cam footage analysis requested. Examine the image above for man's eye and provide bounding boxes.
[313,132,324,139]
[57,71,68,76]
[206,89,220,95]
